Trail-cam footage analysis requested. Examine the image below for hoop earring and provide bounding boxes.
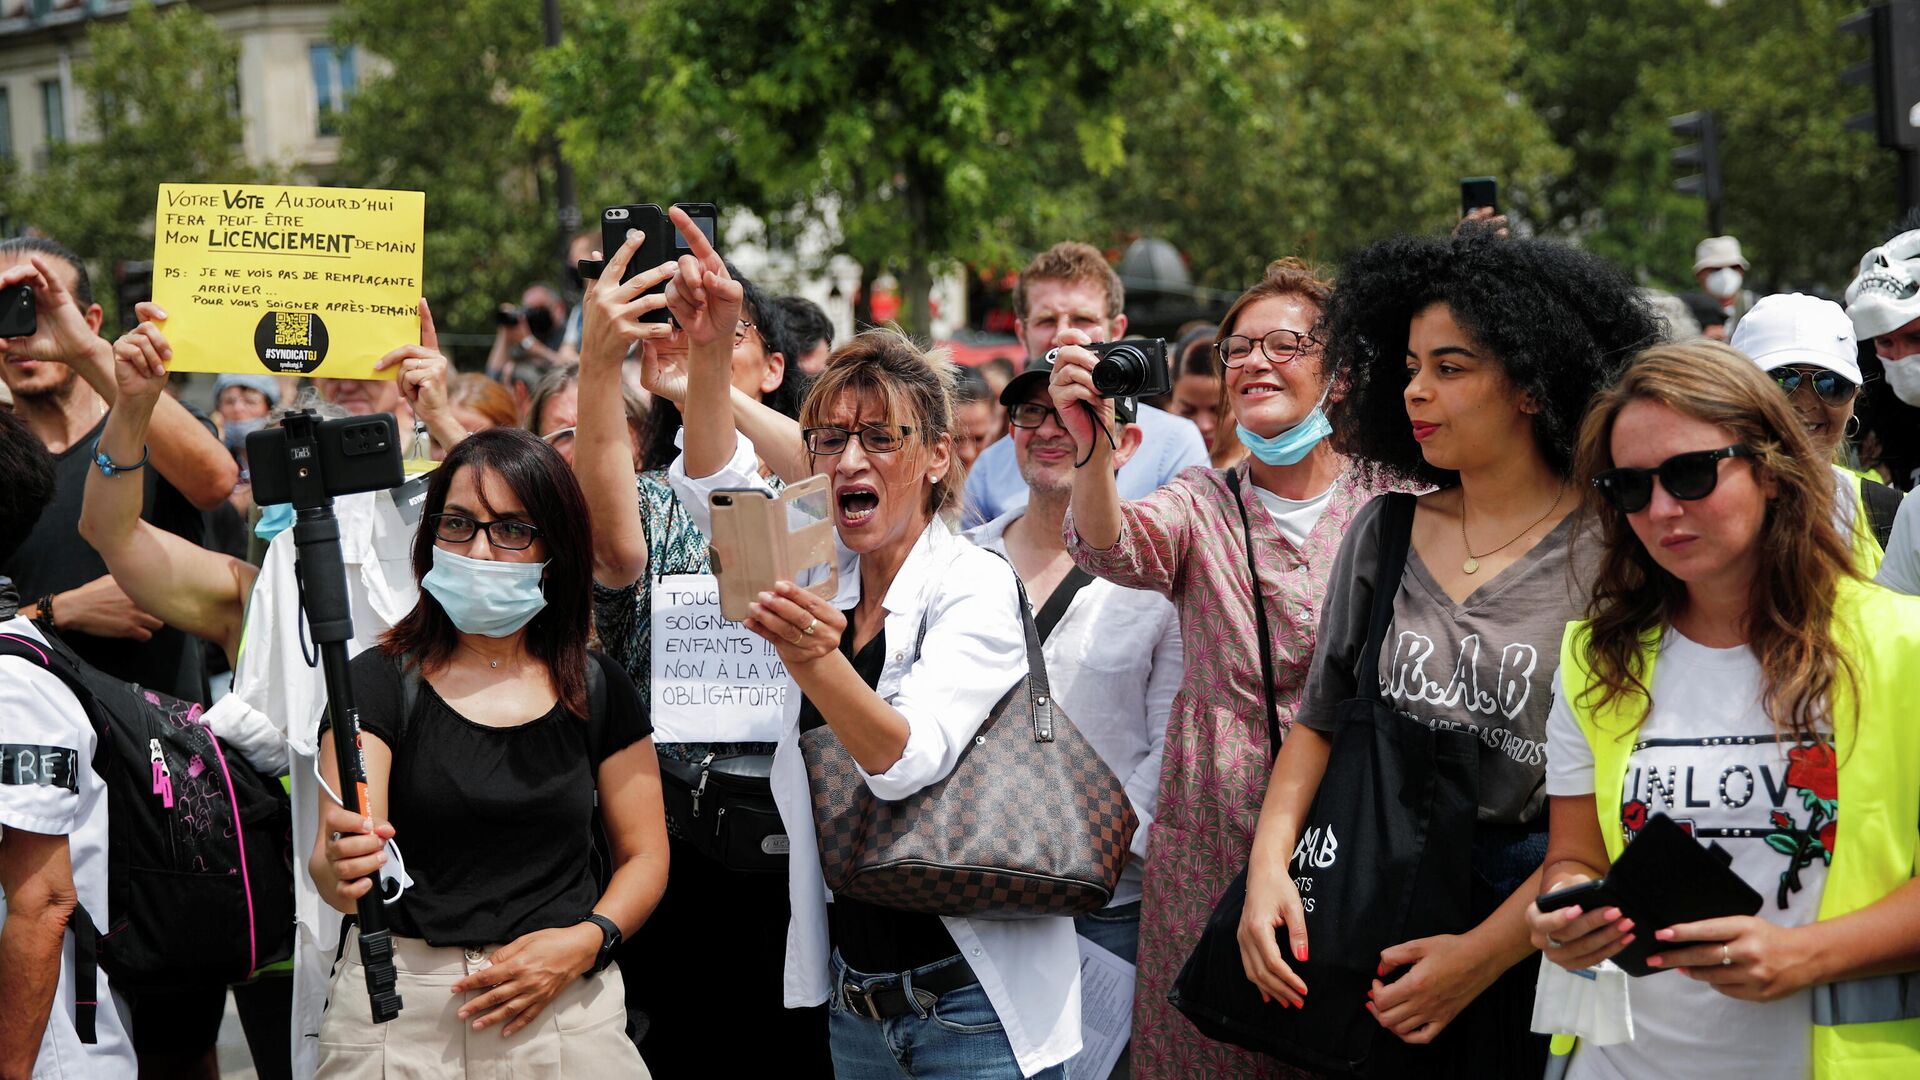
[1845,414,1862,440]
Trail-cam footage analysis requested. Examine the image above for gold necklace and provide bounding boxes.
[1460,484,1565,575]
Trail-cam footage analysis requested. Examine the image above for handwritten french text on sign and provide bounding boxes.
[151,183,425,379]
[650,574,789,743]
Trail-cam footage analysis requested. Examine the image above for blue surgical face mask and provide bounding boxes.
[255,502,295,542]
[223,416,266,454]
[420,546,550,638]
[1236,384,1333,466]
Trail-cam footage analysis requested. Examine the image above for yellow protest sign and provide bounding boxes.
[150,183,424,379]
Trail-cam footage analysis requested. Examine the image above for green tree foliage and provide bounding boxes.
[1511,0,1899,292]
[8,1,254,318]
[328,0,562,337]
[523,0,1233,335]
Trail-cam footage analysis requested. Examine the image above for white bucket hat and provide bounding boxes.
[1729,293,1861,384]
[1692,236,1749,274]
[1844,229,1920,340]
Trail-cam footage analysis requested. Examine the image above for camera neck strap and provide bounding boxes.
[1224,467,1283,762]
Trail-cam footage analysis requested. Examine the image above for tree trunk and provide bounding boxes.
[902,165,933,340]
[853,257,876,329]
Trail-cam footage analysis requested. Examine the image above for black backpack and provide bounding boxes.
[0,629,295,1042]
[1862,476,1903,550]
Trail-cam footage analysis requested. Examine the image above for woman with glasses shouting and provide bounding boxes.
[309,427,669,1079]
[1048,258,1397,1079]
[1235,232,1664,1076]
[1728,293,1906,578]
[1528,342,1920,1079]
[665,216,1080,1079]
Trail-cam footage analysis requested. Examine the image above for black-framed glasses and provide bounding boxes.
[802,424,915,455]
[1768,366,1858,407]
[1007,402,1064,429]
[429,513,542,550]
[1214,328,1322,368]
[1592,445,1754,514]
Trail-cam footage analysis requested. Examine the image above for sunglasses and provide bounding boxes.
[1592,444,1754,514]
[1768,366,1858,407]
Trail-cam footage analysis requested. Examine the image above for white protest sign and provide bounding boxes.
[650,574,789,743]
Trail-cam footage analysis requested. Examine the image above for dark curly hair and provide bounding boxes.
[1322,231,1664,487]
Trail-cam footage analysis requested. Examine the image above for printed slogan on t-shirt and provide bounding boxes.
[150,183,424,379]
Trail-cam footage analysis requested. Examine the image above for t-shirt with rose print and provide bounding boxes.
[1544,629,1829,1080]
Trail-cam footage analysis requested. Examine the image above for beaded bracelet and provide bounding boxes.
[93,446,150,478]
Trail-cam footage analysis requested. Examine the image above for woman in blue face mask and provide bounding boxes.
[1049,259,1404,1079]
[309,427,670,1079]
[1235,229,1668,1075]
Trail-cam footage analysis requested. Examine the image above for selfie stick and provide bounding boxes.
[282,411,404,1024]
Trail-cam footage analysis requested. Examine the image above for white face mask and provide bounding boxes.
[1882,354,1920,406]
[1704,268,1744,299]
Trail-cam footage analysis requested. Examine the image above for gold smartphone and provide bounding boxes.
[708,474,837,622]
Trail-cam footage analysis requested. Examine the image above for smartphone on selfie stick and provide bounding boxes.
[249,411,408,1023]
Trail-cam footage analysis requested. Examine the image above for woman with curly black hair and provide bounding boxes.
[1236,230,1665,1075]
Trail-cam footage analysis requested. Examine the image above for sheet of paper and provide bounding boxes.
[1069,934,1135,1080]
[152,182,424,379]
[650,573,790,743]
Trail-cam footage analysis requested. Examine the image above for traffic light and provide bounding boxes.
[1669,110,1724,233]
[1841,2,1920,150]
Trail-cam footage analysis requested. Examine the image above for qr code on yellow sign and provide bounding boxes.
[275,312,312,347]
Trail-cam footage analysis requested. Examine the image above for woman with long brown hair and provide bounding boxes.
[1529,342,1920,1078]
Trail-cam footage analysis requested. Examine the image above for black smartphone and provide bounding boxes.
[673,202,719,257]
[1460,176,1499,217]
[0,283,35,338]
[1535,878,1611,914]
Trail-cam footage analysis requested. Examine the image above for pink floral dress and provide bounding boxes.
[1067,461,1396,1080]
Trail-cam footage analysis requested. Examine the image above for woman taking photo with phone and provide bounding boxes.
[663,211,1080,1079]
[1233,232,1664,1075]
[1528,342,1920,1079]
[570,228,832,1075]
[309,428,669,1079]
[1051,258,1396,1079]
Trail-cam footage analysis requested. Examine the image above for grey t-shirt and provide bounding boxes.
[1298,493,1592,825]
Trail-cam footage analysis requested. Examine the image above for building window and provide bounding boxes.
[40,79,64,144]
[0,88,12,162]
[310,44,356,137]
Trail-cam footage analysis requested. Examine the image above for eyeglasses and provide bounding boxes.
[1214,328,1321,368]
[734,320,757,347]
[1007,402,1064,429]
[428,512,542,551]
[1768,366,1858,407]
[802,424,915,455]
[541,425,576,446]
[1591,445,1754,514]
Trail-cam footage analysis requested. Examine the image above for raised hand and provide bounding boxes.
[110,302,173,408]
[579,231,678,373]
[1045,328,1114,456]
[373,300,466,451]
[662,205,742,351]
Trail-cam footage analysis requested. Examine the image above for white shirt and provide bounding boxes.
[962,402,1208,528]
[1875,486,1920,596]
[966,510,1182,906]
[1545,631,1819,1080]
[0,617,135,1079]
[672,435,1083,1077]
[198,482,424,1080]
[1254,483,1336,548]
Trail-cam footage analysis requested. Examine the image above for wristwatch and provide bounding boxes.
[578,913,621,975]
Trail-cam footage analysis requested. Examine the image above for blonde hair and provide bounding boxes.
[799,329,965,515]
[1572,340,1860,744]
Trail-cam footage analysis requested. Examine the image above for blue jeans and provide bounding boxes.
[827,950,1067,1079]
[1073,901,1140,1080]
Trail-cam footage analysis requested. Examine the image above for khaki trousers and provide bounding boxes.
[316,928,650,1079]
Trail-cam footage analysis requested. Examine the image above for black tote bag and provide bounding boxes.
[1169,489,1482,1076]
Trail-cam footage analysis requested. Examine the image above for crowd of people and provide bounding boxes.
[5,199,1920,1080]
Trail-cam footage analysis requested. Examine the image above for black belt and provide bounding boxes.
[839,958,978,1020]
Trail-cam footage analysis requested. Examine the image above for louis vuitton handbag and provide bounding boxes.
[799,565,1137,920]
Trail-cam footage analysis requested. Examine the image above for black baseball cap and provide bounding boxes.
[997,351,1136,425]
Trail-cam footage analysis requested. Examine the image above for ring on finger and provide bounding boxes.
[802,618,819,636]
[1721,944,1731,967]
[1545,936,1564,950]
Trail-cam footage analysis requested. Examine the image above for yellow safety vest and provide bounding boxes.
[1547,577,1920,1079]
